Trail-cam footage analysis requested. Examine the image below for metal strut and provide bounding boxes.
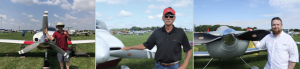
[203,58,213,69]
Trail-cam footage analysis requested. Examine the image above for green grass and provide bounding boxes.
[0,32,95,69]
[107,32,193,69]
[194,35,300,69]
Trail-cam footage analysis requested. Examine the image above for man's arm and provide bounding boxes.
[45,28,54,41]
[64,31,71,41]
[178,49,192,69]
[120,44,146,50]
[288,61,296,69]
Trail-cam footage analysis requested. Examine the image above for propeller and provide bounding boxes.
[48,42,69,58]
[194,30,270,44]
[18,42,41,54]
[110,50,155,58]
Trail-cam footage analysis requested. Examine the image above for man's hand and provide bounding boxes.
[44,28,48,34]
[120,47,131,50]
[178,65,187,69]
[64,31,67,35]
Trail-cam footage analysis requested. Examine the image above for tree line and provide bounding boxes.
[110,26,185,31]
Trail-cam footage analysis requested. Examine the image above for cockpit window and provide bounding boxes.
[40,26,57,31]
[96,20,108,30]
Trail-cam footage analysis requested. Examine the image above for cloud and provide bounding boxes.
[172,0,192,7]
[144,10,152,13]
[60,13,78,20]
[261,13,281,17]
[0,14,7,19]
[156,0,172,3]
[176,13,186,17]
[32,0,61,5]
[11,0,35,6]
[117,10,133,17]
[54,14,59,17]
[30,19,40,22]
[72,0,95,12]
[21,13,27,15]
[96,0,131,4]
[11,19,15,21]
[148,13,162,19]
[269,0,300,12]
[148,4,168,9]
[27,14,33,18]
[96,12,104,17]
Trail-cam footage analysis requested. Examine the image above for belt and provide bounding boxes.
[159,61,179,66]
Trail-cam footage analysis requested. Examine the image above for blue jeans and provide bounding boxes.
[154,62,180,69]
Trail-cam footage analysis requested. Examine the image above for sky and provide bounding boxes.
[0,0,95,30]
[194,0,300,29]
[96,0,193,30]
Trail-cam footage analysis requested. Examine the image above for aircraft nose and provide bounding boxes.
[96,37,110,63]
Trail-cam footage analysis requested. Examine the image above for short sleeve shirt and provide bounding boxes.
[52,30,70,51]
[143,25,191,63]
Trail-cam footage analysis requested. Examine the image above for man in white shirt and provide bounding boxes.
[253,17,299,69]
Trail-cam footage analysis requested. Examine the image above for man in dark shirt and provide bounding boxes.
[120,7,192,69]
[45,22,71,69]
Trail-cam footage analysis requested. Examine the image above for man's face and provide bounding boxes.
[162,13,176,26]
[56,25,64,30]
[271,20,282,34]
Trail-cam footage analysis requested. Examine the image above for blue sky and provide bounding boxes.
[0,0,95,30]
[96,0,193,30]
[194,0,300,29]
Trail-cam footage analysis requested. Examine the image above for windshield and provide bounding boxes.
[96,20,108,30]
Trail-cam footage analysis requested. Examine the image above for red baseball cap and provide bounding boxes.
[163,7,175,15]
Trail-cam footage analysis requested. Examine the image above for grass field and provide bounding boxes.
[194,35,300,69]
[0,32,95,69]
[106,32,194,69]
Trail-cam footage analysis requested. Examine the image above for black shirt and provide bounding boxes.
[143,25,191,63]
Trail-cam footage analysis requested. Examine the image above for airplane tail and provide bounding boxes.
[42,11,48,37]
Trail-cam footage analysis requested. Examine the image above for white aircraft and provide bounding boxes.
[0,11,95,68]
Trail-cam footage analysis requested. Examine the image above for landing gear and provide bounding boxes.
[203,57,259,69]
[42,48,50,69]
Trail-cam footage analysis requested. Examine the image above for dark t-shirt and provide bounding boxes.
[143,25,191,63]
[52,30,70,51]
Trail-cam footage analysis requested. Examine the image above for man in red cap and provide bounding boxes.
[121,7,192,69]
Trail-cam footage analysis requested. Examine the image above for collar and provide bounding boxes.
[271,31,284,38]
[162,25,176,33]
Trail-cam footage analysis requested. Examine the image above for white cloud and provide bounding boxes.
[261,13,281,17]
[0,14,7,20]
[11,19,15,21]
[21,13,27,15]
[60,0,72,10]
[32,0,61,5]
[156,0,172,3]
[172,0,192,7]
[144,10,152,13]
[27,14,33,18]
[269,0,300,12]
[117,10,133,17]
[96,12,104,17]
[96,0,131,4]
[54,14,59,17]
[60,13,78,20]
[30,19,40,22]
[72,0,95,12]
[148,13,162,19]
[11,0,35,6]
[176,13,186,17]
[148,4,168,9]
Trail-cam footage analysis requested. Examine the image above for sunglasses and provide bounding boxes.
[164,15,175,18]
[57,26,64,27]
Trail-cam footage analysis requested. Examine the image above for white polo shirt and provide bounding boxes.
[256,31,299,69]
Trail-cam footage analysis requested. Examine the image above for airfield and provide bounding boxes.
[105,32,193,69]
[194,35,300,69]
[0,32,95,69]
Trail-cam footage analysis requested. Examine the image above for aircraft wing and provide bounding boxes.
[67,40,95,44]
[244,48,266,55]
[194,52,210,58]
[0,39,34,44]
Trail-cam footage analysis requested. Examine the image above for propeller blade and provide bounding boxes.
[48,43,70,58]
[18,42,41,54]
[236,30,270,41]
[110,50,155,58]
[42,11,48,37]
[194,33,222,44]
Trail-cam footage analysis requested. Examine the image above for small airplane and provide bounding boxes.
[0,11,95,68]
[194,26,271,69]
[96,20,194,69]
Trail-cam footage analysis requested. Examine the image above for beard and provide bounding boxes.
[272,28,282,34]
